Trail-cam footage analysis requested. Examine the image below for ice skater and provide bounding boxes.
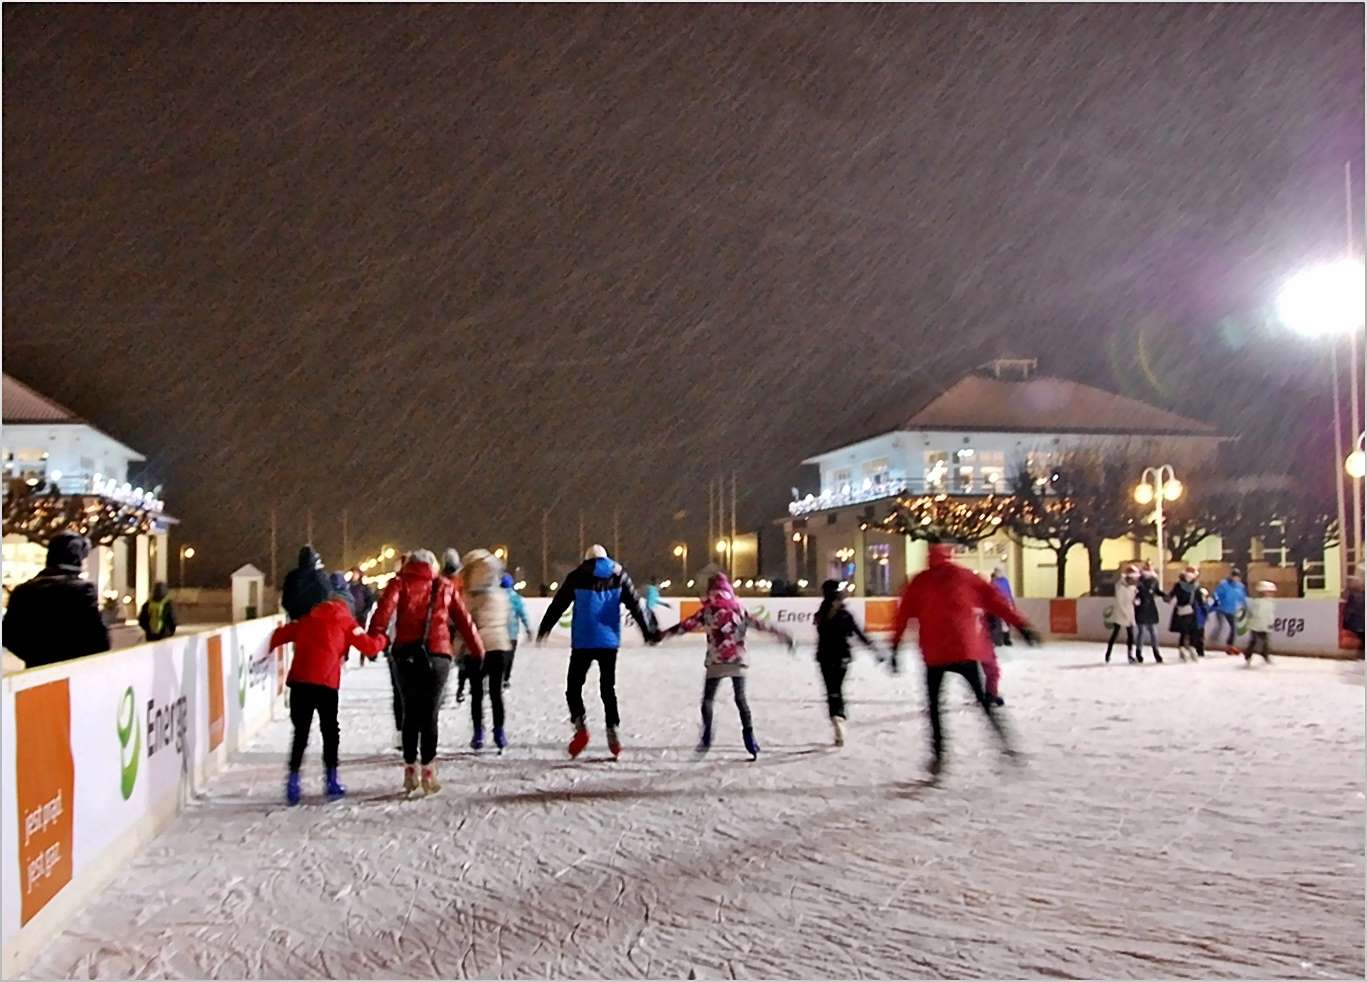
[813,578,880,746]
[460,549,513,750]
[987,566,1015,646]
[501,572,531,689]
[1243,581,1277,664]
[659,571,793,759]
[1210,569,1248,650]
[537,545,656,759]
[1169,565,1204,661]
[890,544,1039,778]
[270,590,386,804]
[1104,565,1138,663]
[1134,562,1165,662]
[643,576,672,635]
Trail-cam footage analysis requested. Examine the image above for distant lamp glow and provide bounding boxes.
[1348,433,1367,479]
[549,581,559,591]
[493,547,507,560]
[660,579,672,589]
[686,578,695,588]
[1163,478,1183,501]
[715,539,729,554]
[673,544,685,557]
[382,547,396,560]
[791,532,802,542]
[797,578,809,589]
[1277,260,1366,338]
[48,469,62,482]
[182,547,196,559]
[1133,483,1155,505]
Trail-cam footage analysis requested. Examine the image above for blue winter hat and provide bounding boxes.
[500,572,514,588]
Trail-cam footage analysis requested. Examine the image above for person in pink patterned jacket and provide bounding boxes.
[660,571,793,760]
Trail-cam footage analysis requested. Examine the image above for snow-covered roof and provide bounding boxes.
[2,374,83,423]
[806,372,1218,462]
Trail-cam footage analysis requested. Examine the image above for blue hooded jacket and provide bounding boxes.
[501,573,531,638]
[1212,578,1247,615]
[537,556,651,649]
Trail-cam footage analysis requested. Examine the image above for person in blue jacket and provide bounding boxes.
[1210,570,1248,648]
[501,572,532,690]
[537,545,657,759]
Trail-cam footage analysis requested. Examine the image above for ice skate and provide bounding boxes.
[696,721,713,755]
[832,716,846,747]
[927,754,943,778]
[607,727,622,760]
[323,768,346,801]
[470,727,484,751]
[568,723,590,758]
[1178,647,1189,662]
[1153,652,1164,663]
[493,726,507,751]
[392,729,403,751]
[402,764,420,794]
[421,764,441,795]
[992,695,1006,707]
[285,771,302,806]
[742,728,760,760]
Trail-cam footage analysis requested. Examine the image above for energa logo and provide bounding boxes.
[116,686,140,800]
[237,647,248,707]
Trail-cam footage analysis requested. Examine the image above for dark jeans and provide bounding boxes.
[1135,623,1160,657]
[818,658,848,719]
[288,682,339,772]
[396,651,452,765]
[566,648,619,728]
[1212,611,1238,646]
[1104,624,1134,661]
[1244,631,1271,661]
[385,651,404,731]
[469,650,508,731]
[925,660,1008,761]
[701,675,753,739]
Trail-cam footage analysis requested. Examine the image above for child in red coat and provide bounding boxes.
[270,595,385,804]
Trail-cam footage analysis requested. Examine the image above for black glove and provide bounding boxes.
[1021,627,1042,647]
[888,649,901,675]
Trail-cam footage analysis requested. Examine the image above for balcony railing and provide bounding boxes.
[788,477,1013,516]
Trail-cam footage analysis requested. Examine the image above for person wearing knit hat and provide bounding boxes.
[1243,581,1277,665]
[2,531,110,668]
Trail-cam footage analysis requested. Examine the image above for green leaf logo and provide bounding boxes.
[237,649,247,707]
[117,686,140,800]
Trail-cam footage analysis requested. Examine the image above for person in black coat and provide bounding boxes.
[1134,564,1165,663]
[281,545,330,621]
[813,579,879,746]
[3,532,111,667]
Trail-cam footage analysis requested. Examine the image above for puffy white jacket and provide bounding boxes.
[1111,580,1138,628]
[460,549,512,652]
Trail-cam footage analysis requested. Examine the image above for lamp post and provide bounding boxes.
[1277,259,1365,587]
[1134,466,1182,588]
[672,543,688,582]
[178,545,196,587]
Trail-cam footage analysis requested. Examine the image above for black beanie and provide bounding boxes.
[47,532,91,571]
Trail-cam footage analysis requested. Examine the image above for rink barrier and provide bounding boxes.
[1,616,288,976]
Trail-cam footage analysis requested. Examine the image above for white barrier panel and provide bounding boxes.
[1,617,287,975]
[1015,596,1352,656]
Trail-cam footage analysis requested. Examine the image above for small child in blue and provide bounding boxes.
[501,573,531,689]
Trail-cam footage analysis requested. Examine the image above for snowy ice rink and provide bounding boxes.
[27,641,1365,980]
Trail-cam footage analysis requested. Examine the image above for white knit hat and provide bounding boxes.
[585,544,608,560]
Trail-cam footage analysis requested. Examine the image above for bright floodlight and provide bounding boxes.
[1134,483,1155,505]
[1277,260,1366,338]
[1164,478,1183,501]
[1347,450,1366,479]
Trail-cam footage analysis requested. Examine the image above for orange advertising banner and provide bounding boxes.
[1049,598,1078,635]
[207,635,225,751]
[864,598,897,633]
[15,679,75,925]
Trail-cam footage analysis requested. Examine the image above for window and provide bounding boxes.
[954,448,976,492]
[829,468,852,495]
[978,451,1007,490]
[924,452,949,490]
[862,458,890,490]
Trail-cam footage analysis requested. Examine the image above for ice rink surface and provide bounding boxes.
[27,641,1365,979]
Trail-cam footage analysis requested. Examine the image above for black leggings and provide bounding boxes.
[818,658,848,719]
[701,675,752,736]
[288,682,339,772]
[505,640,518,683]
[396,652,452,765]
[1104,624,1134,661]
[1244,631,1271,661]
[385,652,404,730]
[567,648,619,728]
[469,650,508,731]
[925,661,1008,761]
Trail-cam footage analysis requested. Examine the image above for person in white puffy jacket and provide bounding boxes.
[460,548,514,750]
[1104,565,1139,663]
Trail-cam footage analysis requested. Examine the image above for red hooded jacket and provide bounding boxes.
[368,559,485,660]
[271,598,386,689]
[891,545,1030,668]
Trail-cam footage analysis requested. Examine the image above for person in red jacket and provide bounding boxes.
[270,595,386,805]
[891,543,1039,777]
[368,549,485,795]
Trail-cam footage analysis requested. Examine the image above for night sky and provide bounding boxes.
[4,4,1363,586]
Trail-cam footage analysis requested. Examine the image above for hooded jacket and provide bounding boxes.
[138,583,177,641]
[368,557,485,659]
[281,546,331,621]
[460,549,512,652]
[503,573,532,639]
[664,572,789,676]
[2,532,110,667]
[271,597,386,689]
[1212,577,1248,616]
[1110,578,1138,628]
[538,555,651,650]
[891,544,1029,668]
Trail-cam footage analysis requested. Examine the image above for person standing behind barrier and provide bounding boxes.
[502,572,531,689]
[537,545,656,760]
[1211,569,1247,650]
[1133,562,1165,663]
[138,581,178,642]
[461,549,514,751]
[282,545,330,621]
[2,531,110,667]
[369,549,484,795]
[1104,565,1138,663]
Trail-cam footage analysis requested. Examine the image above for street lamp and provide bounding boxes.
[672,542,688,582]
[1134,466,1181,588]
[178,545,196,587]
[1347,432,1366,480]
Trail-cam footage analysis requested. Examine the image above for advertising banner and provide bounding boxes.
[14,680,73,927]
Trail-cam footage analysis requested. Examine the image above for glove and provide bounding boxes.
[887,649,901,675]
[1020,627,1042,647]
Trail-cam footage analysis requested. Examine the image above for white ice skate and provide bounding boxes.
[832,716,846,747]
